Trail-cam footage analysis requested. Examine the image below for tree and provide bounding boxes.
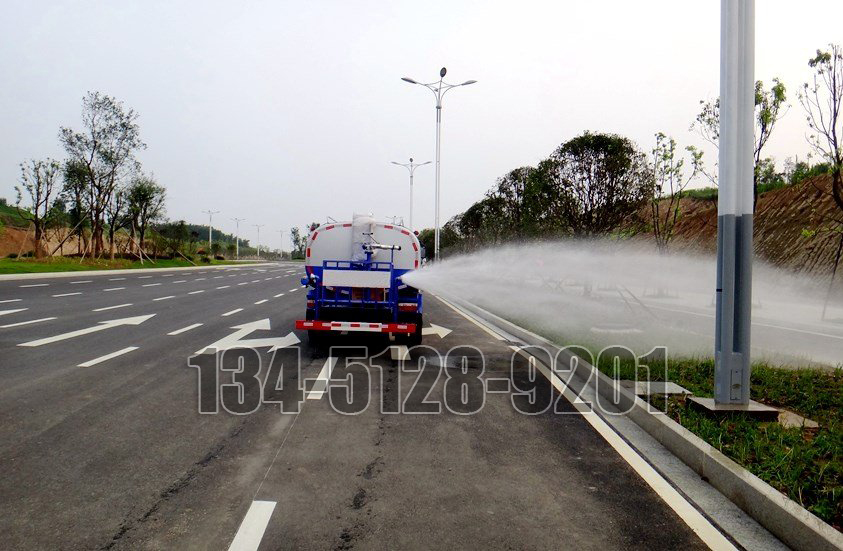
[799,44,843,319]
[544,132,652,237]
[60,92,145,257]
[61,160,90,255]
[156,220,189,257]
[649,133,703,253]
[290,227,305,258]
[691,78,788,204]
[126,175,166,255]
[104,185,129,259]
[15,158,61,258]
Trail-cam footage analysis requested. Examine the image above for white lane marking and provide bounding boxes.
[222,308,243,317]
[422,324,452,338]
[228,274,237,277]
[153,295,175,301]
[108,277,126,281]
[138,275,152,279]
[168,323,203,335]
[20,283,49,288]
[254,299,268,305]
[198,271,207,274]
[188,290,205,295]
[227,500,276,551]
[273,293,285,298]
[78,346,138,368]
[0,299,22,304]
[251,279,260,283]
[288,288,298,292]
[0,317,56,328]
[238,282,249,286]
[104,287,125,292]
[93,303,132,312]
[510,345,737,550]
[264,277,272,281]
[18,314,155,347]
[214,276,224,279]
[162,274,174,277]
[52,292,82,297]
[217,285,230,289]
[195,277,206,281]
[307,356,337,399]
[70,280,92,284]
[173,279,187,283]
[142,283,161,287]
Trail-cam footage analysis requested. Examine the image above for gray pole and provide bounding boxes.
[254,224,264,259]
[231,217,245,260]
[391,158,430,231]
[714,0,755,405]
[202,210,220,254]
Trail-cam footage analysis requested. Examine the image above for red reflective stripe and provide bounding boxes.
[384,225,393,229]
[311,231,319,241]
[412,242,418,251]
[306,247,311,257]
[343,223,352,227]
[414,259,419,268]
[401,229,410,235]
[325,224,335,230]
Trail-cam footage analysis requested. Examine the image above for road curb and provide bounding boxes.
[445,296,843,551]
[0,262,276,281]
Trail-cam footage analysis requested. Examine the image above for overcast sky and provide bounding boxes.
[2,0,841,248]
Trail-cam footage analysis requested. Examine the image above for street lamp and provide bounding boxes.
[278,229,284,259]
[402,67,477,260]
[391,157,431,230]
[253,224,264,259]
[231,217,245,259]
[202,210,220,254]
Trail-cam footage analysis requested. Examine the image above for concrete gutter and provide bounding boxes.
[446,296,843,551]
[0,262,276,281]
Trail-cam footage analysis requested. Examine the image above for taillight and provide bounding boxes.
[307,300,315,308]
[398,302,417,312]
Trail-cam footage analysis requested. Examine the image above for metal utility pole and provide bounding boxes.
[231,217,245,259]
[202,210,220,253]
[402,68,476,260]
[391,157,431,230]
[278,229,284,259]
[254,224,264,259]
[714,0,754,405]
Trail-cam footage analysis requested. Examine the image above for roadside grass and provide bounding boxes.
[0,257,246,274]
[593,354,842,530]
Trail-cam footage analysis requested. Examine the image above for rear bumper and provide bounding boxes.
[296,320,416,334]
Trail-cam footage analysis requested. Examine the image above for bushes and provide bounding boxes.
[200,256,211,263]
[214,254,225,261]
[6,252,17,259]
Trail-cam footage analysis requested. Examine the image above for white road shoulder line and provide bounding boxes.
[52,292,82,297]
[222,308,243,317]
[168,323,203,335]
[0,317,56,328]
[78,346,138,368]
[93,303,132,312]
[227,500,276,551]
[307,356,337,399]
[153,295,176,301]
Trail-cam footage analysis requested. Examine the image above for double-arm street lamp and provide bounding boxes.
[390,157,430,230]
[401,67,476,260]
[231,217,245,259]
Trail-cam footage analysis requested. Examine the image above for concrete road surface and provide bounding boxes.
[0,262,776,549]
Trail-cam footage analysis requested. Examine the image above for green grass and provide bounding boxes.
[592,355,842,530]
[0,201,29,228]
[678,187,719,201]
[0,257,246,274]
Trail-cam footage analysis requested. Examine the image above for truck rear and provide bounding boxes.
[295,214,424,346]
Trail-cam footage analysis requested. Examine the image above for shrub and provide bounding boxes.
[6,252,18,259]
[200,256,211,263]
[214,254,225,261]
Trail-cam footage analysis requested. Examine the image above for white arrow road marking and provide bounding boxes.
[78,346,138,368]
[18,314,156,347]
[0,299,22,304]
[20,283,48,288]
[52,292,81,297]
[422,324,452,338]
[307,356,337,399]
[195,319,300,354]
[93,303,132,312]
[168,323,203,336]
[228,500,276,551]
[0,317,56,328]
[0,308,27,317]
[222,308,243,317]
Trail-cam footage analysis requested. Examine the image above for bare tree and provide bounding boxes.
[15,159,61,258]
[60,92,145,257]
[650,133,704,254]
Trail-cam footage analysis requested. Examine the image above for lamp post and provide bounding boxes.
[278,229,284,260]
[202,210,220,254]
[254,224,264,259]
[391,158,430,230]
[714,0,754,406]
[231,217,245,259]
[402,68,476,260]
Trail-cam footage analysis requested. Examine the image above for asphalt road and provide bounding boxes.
[1,262,717,550]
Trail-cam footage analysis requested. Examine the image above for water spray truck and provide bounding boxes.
[295,214,424,346]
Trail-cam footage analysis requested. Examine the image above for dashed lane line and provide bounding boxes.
[142,283,162,287]
[108,277,126,281]
[0,317,56,328]
[0,299,22,304]
[153,295,176,302]
[70,280,92,284]
[217,285,230,289]
[195,278,206,281]
[168,323,203,336]
[288,288,299,292]
[188,290,205,295]
[222,308,243,317]
[93,303,132,312]
[78,346,138,368]
[254,299,268,305]
[138,275,152,279]
[162,274,174,277]
[214,276,224,279]
[104,287,125,292]
[52,292,82,297]
[238,282,249,286]
[273,293,285,298]
[173,280,188,284]
[20,283,49,288]
[227,500,276,551]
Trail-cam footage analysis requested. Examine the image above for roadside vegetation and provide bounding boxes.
[0,256,240,274]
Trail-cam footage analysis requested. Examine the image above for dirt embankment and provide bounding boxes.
[651,175,843,281]
[0,226,82,258]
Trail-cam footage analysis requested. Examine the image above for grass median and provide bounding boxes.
[0,257,247,274]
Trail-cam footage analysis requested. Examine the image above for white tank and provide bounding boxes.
[305,219,421,271]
